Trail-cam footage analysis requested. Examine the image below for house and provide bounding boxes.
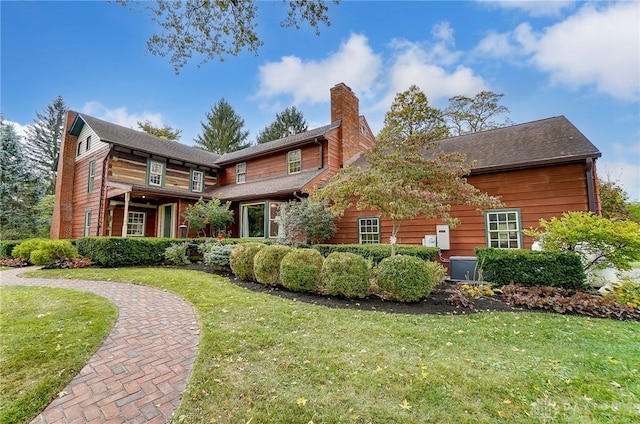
[50,83,601,261]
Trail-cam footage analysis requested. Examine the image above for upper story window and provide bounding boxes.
[85,135,92,151]
[288,149,301,174]
[485,209,522,249]
[358,217,380,244]
[148,160,164,187]
[191,170,204,192]
[87,159,96,193]
[76,140,83,156]
[236,162,246,184]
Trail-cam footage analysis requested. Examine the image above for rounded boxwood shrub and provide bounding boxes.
[30,240,79,267]
[321,252,371,298]
[280,248,324,293]
[11,238,46,262]
[375,255,445,302]
[229,242,265,281]
[254,245,292,286]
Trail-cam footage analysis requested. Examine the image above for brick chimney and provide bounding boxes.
[50,110,78,239]
[330,83,361,165]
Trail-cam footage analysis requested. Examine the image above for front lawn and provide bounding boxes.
[16,268,640,423]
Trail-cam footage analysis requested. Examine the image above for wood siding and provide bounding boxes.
[329,162,594,257]
[70,146,110,238]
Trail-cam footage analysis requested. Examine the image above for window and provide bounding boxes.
[240,201,283,238]
[288,149,301,174]
[236,162,246,184]
[148,160,164,187]
[87,159,96,193]
[85,135,92,151]
[127,211,146,236]
[77,140,83,156]
[84,209,92,237]
[358,217,380,244]
[191,170,204,192]
[485,209,522,249]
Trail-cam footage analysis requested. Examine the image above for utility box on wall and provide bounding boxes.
[436,225,450,250]
[449,256,479,281]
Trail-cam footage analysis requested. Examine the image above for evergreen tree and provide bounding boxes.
[137,120,182,141]
[256,106,308,144]
[194,99,250,154]
[0,119,46,239]
[24,96,67,194]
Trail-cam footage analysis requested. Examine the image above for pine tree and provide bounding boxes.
[256,106,308,144]
[0,118,46,239]
[194,99,250,154]
[24,96,67,194]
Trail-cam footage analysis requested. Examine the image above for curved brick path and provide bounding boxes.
[1,267,200,424]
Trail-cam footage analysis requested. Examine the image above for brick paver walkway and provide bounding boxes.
[1,267,200,424]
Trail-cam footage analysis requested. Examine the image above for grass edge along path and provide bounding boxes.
[18,267,640,424]
[0,285,117,424]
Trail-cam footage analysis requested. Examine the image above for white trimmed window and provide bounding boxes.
[287,149,301,174]
[148,160,164,186]
[85,135,92,151]
[236,162,246,184]
[191,170,204,192]
[358,217,380,244]
[87,159,96,193]
[486,210,522,249]
[127,212,146,237]
[83,209,92,237]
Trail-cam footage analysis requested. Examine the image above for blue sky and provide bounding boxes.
[2,0,639,200]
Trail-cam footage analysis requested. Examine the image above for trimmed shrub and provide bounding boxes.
[375,255,445,302]
[313,244,439,264]
[320,252,371,298]
[475,247,586,289]
[0,240,23,258]
[11,238,46,261]
[164,242,191,265]
[200,242,235,270]
[254,245,292,286]
[280,249,324,293]
[75,237,177,267]
[30,240,78,267]
[229,242,266,281]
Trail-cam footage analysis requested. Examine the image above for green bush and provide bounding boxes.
[280,249,324,293]
[320,252,371,298]
[475,247,586,289]
[11,238,46,261]
[254,245,292,286]
[75,237,177,267]
[164,242,191,265]
[200,242,235,269]
[0,240,23,258]
[313,244,439,264]
[30,240,78,267]
[229,242,266,281]
[375,255,445,302]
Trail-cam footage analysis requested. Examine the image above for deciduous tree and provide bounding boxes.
[23,96,67,194]
[597,177,634,221]
[182,197,234,237]
[445,91,512,136]
[277,198,337,246]
[116,0,337,73]
[137,120,182,141]
[194,99,250,154]
[256,107,308,144]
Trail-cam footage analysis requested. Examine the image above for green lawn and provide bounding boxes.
[0,285,117,424]
[11,267,640,423]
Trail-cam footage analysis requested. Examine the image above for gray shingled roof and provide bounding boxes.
[212,168,327,201]
[215,122,340,165]
[76,113,220,168]
[432,116,601,172]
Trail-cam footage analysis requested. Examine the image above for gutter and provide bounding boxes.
[585,157,597,213]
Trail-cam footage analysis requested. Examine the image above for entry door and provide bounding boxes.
[158,204,176,238]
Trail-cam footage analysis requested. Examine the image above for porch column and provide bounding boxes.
[122,192,130,237]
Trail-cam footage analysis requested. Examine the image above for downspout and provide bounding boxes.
[95,144,113,236]
[314,138,323,169]
[585,157,596,213]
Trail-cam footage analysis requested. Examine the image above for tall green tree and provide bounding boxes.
[116,0,337,73]
[597,177,634,221]
[377,84,449,144]
[256,106,308,144]
[137,120,182,141]
[23,96,67,195]
[445,91,512,136]
[0,119,46,239]
[310,134,503,256]
[194,99,250,154]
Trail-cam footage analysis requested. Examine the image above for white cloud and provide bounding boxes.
[598,160,640,202]
[475,2,640,101]
[81,101,165,130]
[255,33,382,104]
[479,0,575,17]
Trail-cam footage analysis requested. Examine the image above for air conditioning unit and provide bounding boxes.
[449,256,479,281]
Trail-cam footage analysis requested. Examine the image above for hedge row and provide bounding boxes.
[313,244,439,264]
[475,247,586,289]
